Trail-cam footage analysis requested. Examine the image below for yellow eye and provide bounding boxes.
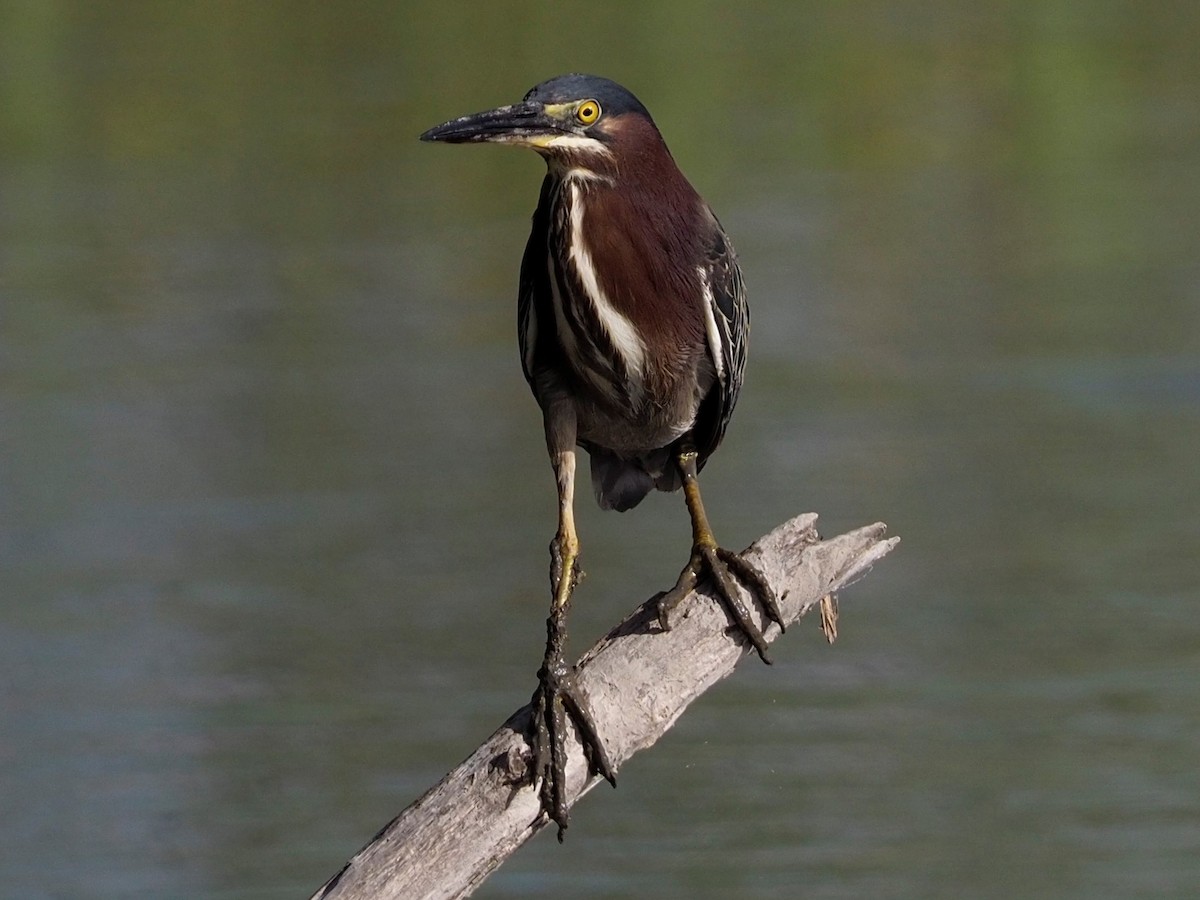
[575,99,601,125]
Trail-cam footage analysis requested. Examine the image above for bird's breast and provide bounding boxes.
[540,178,713,453]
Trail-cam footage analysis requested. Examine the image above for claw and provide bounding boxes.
[717,548,784,632]
[529,645,615,840]
[658,544,781,664]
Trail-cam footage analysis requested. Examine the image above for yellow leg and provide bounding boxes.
[530,445,614,840]
[550,449,581,612]
[657,443,784,663]
[679,448,717,550]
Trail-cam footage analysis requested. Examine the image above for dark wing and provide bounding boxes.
[692,215,748,469]
[517,175,556,391]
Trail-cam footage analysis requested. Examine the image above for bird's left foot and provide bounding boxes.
[657,543,784,663]
[528,645,616,840]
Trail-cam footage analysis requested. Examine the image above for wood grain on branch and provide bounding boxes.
[312,513,899,900]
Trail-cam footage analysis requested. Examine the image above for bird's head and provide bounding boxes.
[420,74,665,175]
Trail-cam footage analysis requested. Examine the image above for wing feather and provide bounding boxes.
[693,215,747,467]
[517,176,556,389]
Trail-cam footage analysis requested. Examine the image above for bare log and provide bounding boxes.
[312,513,898,900]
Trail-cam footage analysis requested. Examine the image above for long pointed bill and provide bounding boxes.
[419,102,565,145]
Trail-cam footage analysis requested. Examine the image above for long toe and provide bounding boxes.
[529,660,615,840]
[716,547,784,631]
[656,554,703,631]
[692,545,779,664]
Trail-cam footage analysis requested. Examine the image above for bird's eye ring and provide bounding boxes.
[575,100,601,125]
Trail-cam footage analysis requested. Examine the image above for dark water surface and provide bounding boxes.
[3,3,1198,898]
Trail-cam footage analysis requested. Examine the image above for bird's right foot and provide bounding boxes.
[656,541,784,663]
[528,643,615,840]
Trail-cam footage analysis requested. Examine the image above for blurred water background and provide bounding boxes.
[2,2,1198,897]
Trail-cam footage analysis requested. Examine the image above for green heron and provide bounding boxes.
[421,74,782,837]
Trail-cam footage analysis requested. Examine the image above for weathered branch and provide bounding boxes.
[312,513,899,900]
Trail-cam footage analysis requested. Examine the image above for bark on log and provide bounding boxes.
[312,513,898,900]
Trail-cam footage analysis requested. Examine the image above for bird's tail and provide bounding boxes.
[589,449,681,512]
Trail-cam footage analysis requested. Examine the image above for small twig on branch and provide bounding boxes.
[312,513,899,900]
